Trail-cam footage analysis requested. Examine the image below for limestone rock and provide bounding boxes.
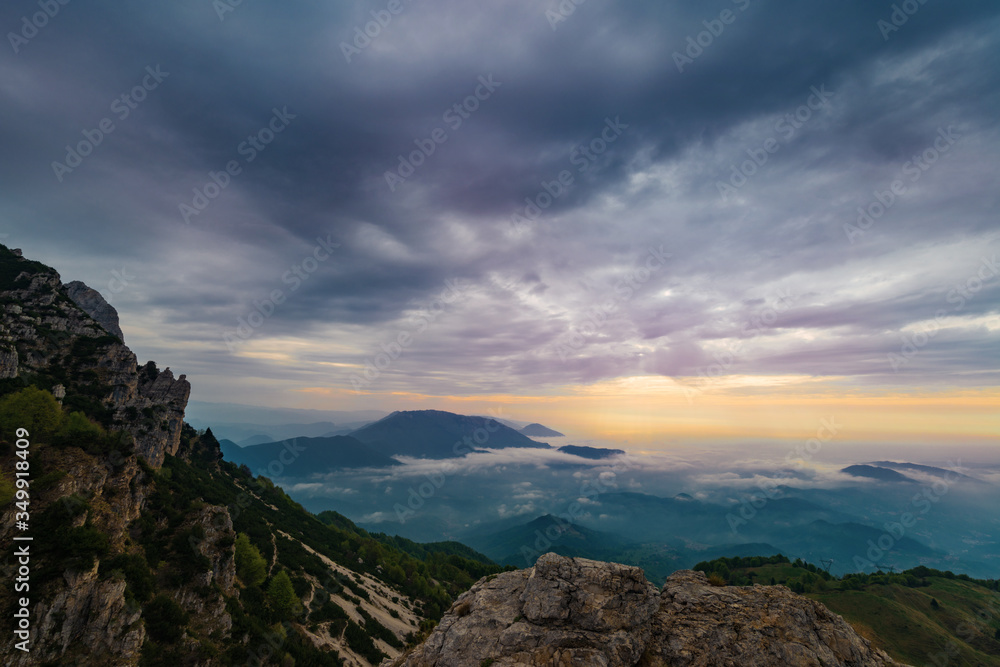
[0,343,16,378]
[392,554,908,667]
[0,248,189,467]
[645,569,905,666]
[395,554,658,667]
[65,280,125,341]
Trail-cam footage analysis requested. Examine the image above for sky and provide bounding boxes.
[2,1,998,448]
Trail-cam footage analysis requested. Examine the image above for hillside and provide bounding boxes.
[465,514,633,568]
[348,409,550,459]
[0,245,504,666]
[842,464,916,483]
[219,434,400,474]
[693,555,1000,666]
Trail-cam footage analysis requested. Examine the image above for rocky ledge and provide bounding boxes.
[392,553,907,667]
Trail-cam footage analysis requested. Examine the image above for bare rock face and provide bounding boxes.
[393,554,907,667]
[396,553,659,667]
[18,562,145,667]
[65,280,125,341]
[646,569,905,666]
[120,365,191,467]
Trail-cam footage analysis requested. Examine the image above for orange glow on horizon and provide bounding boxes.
[290,377,1000,445]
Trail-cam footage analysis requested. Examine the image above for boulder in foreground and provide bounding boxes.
[392,552,907,667]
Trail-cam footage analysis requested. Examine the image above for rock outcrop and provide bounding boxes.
[0,244,201,665]
[0,245,189,466]
[393,553,907,667]
[646,569,903,666]
[65,280,125,341]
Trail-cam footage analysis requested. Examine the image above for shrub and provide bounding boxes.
[52,411,104,451]
[235,533,267,587]
[310,600,348,623]
[143,595,189,643]
[0,386,62,441]
[101,553,156,602]
[267,570,303,620]
[33,469,66,491]
[344,619,386,664]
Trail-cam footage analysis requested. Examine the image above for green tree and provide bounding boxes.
[234,533,267,587]
[53,411,105,450]
[267,570,302,620]
[0,386,62,440]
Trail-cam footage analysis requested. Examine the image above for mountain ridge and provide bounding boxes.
[348,409,550,459]
[219,434,402,474]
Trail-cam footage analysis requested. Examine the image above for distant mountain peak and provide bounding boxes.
[841,464,916,483]
[864,460,982,483]
[557,444,624,460]
[520,422,565,437]
[349,409,550,459]
[220,434,399,473]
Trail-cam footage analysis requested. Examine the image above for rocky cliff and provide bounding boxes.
[0,246,209,665]
[0,245,189,466]
[393,553,908,667]
[0,245,510,666]
[65,280,125,341]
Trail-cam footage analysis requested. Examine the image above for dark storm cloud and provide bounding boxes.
[1,0,998,395]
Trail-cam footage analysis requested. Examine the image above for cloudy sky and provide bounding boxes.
[3,1,998,446]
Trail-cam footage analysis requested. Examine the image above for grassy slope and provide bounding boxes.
[735,563,1000,666]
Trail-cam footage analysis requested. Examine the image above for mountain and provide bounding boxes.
[558,444,624,459]
[348,409,551,459]
[393,553,906,667]
[766,519,943,575]
[196,420,347,444]
[867,460,985,483]
[842,464,916,482]
[463,514,633,568]
[520,422,564,437]
[220,434,401,474]
[0,245,505,666]
[0,244,189,467]
[236,433,277,447]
